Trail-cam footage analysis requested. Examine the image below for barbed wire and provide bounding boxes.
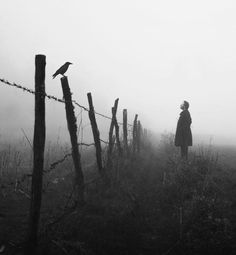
[43,152,72,174]
[0,77,135,187]
[15,136,126,191]
[0,78,133,127]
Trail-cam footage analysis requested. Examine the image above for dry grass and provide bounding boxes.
[0,135,236,254]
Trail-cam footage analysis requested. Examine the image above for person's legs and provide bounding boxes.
[185,146,188,159]
[180,146,184,158]
[180,146,188,160]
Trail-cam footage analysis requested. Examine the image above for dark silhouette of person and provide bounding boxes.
[174,100,192,160]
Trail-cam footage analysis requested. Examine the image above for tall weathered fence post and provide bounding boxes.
[109,99,119,152]
[61,77,84,205]
[28,54,46,252]
[107,99,119,167]
[132,114,138,154]
[123,109,128,153]
[113,108,122,155]
[137,120,141,153]
[87,93,105,178]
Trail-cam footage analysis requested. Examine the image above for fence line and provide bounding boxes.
[0,77,133,127]
[0,76,141,173]
[0,73,145,176]
[0,76,138,175]
[0,54,148,252]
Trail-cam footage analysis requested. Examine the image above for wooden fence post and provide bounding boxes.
[107,99,119,165]
[28,54,46,252]
[137,120,141,153]
[132,114,138,154]
[108,99,119,156]
[113,109,122,156]
[123,109,128,153]
[61,77,84,205]
[87,92,105,178]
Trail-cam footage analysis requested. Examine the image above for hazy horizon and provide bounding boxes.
[1,0,236,146]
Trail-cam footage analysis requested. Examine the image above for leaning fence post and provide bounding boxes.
[113,109,122,156]
[132,114,138,154]
[61,77,84,205]
[28,54,46,252]
[137,120,141,153]
[87,93,105,178]
[123,109,128,153]
[108,99,119,154]
[107,99,119,167]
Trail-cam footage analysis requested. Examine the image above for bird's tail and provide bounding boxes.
[52,74,56,79]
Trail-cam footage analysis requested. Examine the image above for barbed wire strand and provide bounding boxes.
[0,78,133,127]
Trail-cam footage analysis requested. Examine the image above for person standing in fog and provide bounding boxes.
[175,101,192,160]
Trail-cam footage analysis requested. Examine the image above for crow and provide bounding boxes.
[52,62,72,79]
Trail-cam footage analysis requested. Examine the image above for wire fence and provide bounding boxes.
[0,78,134,127]
[0,74,145,184]
[0,55,150,252]
[0,76,140,195]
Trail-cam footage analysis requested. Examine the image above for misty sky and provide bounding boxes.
[1,0,236,145]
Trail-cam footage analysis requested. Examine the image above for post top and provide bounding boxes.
[35,54,46,59]
[60,76,68,83]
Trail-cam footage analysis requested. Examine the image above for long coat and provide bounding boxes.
[174,109,192,147]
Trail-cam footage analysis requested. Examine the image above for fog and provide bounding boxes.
[1,0,236,146]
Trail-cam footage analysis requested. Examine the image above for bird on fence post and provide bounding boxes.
[52,62,72,79]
